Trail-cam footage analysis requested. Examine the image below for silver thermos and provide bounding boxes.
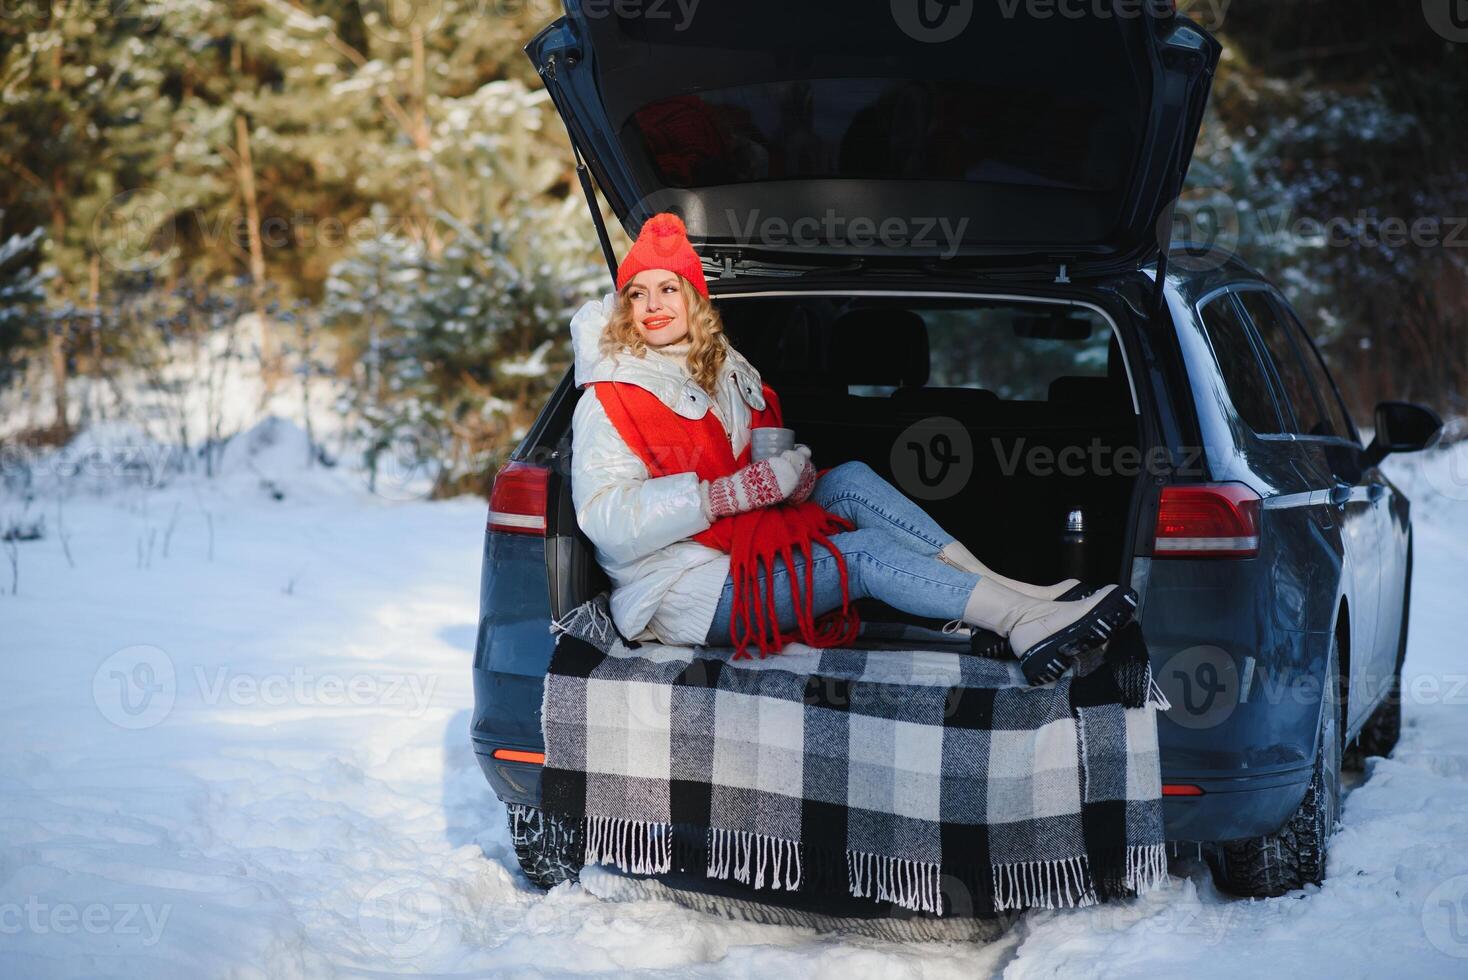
[1060,506,1087,582]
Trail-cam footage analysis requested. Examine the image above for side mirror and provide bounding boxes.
[1363,401,1443,467]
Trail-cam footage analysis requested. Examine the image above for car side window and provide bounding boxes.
[1271,295,1358,444]
[1197,293,1285,435]
[1236,290,1334,439]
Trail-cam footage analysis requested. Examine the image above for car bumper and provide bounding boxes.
[1160,767,1312,842]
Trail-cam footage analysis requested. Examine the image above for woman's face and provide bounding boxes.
[624,269,690,347]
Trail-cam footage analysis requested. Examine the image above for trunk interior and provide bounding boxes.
[554,291,1145,646]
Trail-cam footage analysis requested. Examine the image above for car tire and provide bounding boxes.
[1345,538,1409,770]
[1209,631,1343,898]
[507,804,584,890]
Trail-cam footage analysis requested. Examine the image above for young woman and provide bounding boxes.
[569,213,1136,682]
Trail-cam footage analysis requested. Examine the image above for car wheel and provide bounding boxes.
[1345,539,1409,770]
[1210,631,1343,898]
[507,804,584,890]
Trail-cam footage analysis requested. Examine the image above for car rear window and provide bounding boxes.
[1236,290,1336,439]
[1197,293,1285,435]
[910,305,1115,402]
[1273,297,1357,444]
[720,298,1127,409]
[627,77,1136,193]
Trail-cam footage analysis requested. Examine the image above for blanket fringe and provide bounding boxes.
[549,597,617,648]
[992,855,1099,912]
[705,827,802,891]
[1124,842,1169,894]
[1146,673,1172,711]
[582,815,672,876]
[575,816,1164,915]
[847,850,942,914]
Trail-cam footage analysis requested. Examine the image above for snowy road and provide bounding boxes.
[4,424,1468,978]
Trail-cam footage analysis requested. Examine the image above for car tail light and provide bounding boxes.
[488,461,549,536]
[491,748,545,765]
[1162,783,1204,796]
[1154,483,1261,558]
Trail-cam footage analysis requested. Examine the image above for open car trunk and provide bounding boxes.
[527,4,1219,277]
[551,290,1149,647]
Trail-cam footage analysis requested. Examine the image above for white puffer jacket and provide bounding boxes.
[568,292,771,646]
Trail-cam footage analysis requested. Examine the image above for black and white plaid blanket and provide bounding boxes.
[540,594,1171,917]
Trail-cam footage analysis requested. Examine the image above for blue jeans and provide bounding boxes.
[702,460,983,645]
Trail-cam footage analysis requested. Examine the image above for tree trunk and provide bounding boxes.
[410,25,442,259]
[47,20,69,441]
[234,112,278,402]
[47,325,68,440]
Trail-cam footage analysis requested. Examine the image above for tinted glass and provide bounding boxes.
[629,78,1136,192]
[1237,290,1333,438]
[722,299,1121,405]
[1273,297,1356,442]
[915,307,1114,401]
[1197,294,1284,434]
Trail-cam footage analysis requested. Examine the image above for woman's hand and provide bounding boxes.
[570,291,619,336]
[788,444,816,503]
[699,447,810,520]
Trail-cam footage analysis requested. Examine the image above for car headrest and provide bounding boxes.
[828,308,930,387]
[1046,334,1132,409]
[1048,375,1131,410]
[890,386,1001,416]
[773,309,816,375]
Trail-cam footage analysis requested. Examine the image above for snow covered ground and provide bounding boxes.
[3,420,1468,978]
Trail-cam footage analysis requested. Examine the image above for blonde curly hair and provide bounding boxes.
[599,277,729,395]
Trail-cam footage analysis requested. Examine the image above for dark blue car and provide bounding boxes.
[473,3,1442,902]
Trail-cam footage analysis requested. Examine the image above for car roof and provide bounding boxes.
[1157,245,1271,305]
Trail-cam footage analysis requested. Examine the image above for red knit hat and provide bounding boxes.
[616,212,709,299]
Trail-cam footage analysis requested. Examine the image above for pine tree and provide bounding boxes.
[0,225,49,390]
[324,195,602,496]
[0,2,173,435]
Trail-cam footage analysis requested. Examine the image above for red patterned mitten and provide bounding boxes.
[789,445,817,503]
[700,450,804,520]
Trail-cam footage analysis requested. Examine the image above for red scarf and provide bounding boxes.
[592,380,860,659]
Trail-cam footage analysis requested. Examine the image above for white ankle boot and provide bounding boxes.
[937,541,1081,601]
[960,578,1119,657]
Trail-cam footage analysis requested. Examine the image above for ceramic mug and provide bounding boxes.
[750,426,795,462]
